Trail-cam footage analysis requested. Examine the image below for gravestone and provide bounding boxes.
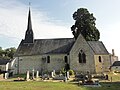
[87,72,92,81]
[42,74,49,80]
[53,70,55,76]
[32,69,35,79]
[105,74,108,80]
[36,71,39,78]
[4,73,8,79]
[51,72,54,78]
[26,71,30,81]
[67,71,69,79]
[64,76,67,82]
[53,75,64,80]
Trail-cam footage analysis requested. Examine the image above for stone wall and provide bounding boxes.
[94,55,111,73]
[15,54,67,74]
[47,54,68,72]
[102,55,111,72]
[70,34,96,74]
[94,55,103,73]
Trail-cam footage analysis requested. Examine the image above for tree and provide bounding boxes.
[0,47,4,57]
[0,47,16,59]
[5,47,16,59]
[71,8,100,41]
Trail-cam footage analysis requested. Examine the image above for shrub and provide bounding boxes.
[69,70,74,76]
[61,68,65,75]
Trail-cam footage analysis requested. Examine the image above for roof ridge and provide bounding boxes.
[34,38,74,40]
[100,41,109,54]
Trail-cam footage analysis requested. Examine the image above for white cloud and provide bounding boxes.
[0,0,73,48]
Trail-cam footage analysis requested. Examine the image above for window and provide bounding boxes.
[42,57,46,60]
[47,56,50,63]
[64,56,68,63]
[99,56,102,62]
[79,50,86,63]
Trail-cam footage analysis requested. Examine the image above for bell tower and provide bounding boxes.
[24,7,34,43]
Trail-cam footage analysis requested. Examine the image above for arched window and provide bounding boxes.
[79,53,82,63]
[47,56,50,63]
[99,56,101,63]
[82,53,86,63]
[64,56,68,63]
[79,50,86,63]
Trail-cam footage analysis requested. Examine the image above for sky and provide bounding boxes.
[0,0,120,58]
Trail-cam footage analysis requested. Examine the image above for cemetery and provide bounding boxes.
[0,68,120,90]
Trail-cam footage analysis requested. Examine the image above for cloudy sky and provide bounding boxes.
[0,0,120,58]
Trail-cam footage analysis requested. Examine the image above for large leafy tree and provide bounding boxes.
[71,8,100,41]
[0,47,16,59]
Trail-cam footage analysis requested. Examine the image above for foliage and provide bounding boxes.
[0,47,4,57]
[61,68,66,75]
[71,8,100,41]
[61,68,74,76]
[69,70,74,76]
[0,47,16,59]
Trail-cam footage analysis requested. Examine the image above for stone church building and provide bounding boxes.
[14,8,112,74]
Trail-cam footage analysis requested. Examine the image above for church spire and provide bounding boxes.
[27,7,32,31]
[24,6,34,43]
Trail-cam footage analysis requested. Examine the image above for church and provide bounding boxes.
[14,8,112,74]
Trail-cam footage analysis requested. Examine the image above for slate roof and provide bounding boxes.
[14,38,75,56]
[0,59,10,65]
[15,38,109,56]
[88,41,109,55]
[112,61,120,66]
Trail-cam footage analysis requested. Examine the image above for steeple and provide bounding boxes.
[24,7,34,43]
[27,7,32,31]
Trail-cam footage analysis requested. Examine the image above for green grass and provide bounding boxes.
[83,82,120,90]
[0,81,82,90]
[0,81,120,90]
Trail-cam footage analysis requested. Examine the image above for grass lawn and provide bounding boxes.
[0,81,120,90]
[0,72,119,90]
[0,81,82,90]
